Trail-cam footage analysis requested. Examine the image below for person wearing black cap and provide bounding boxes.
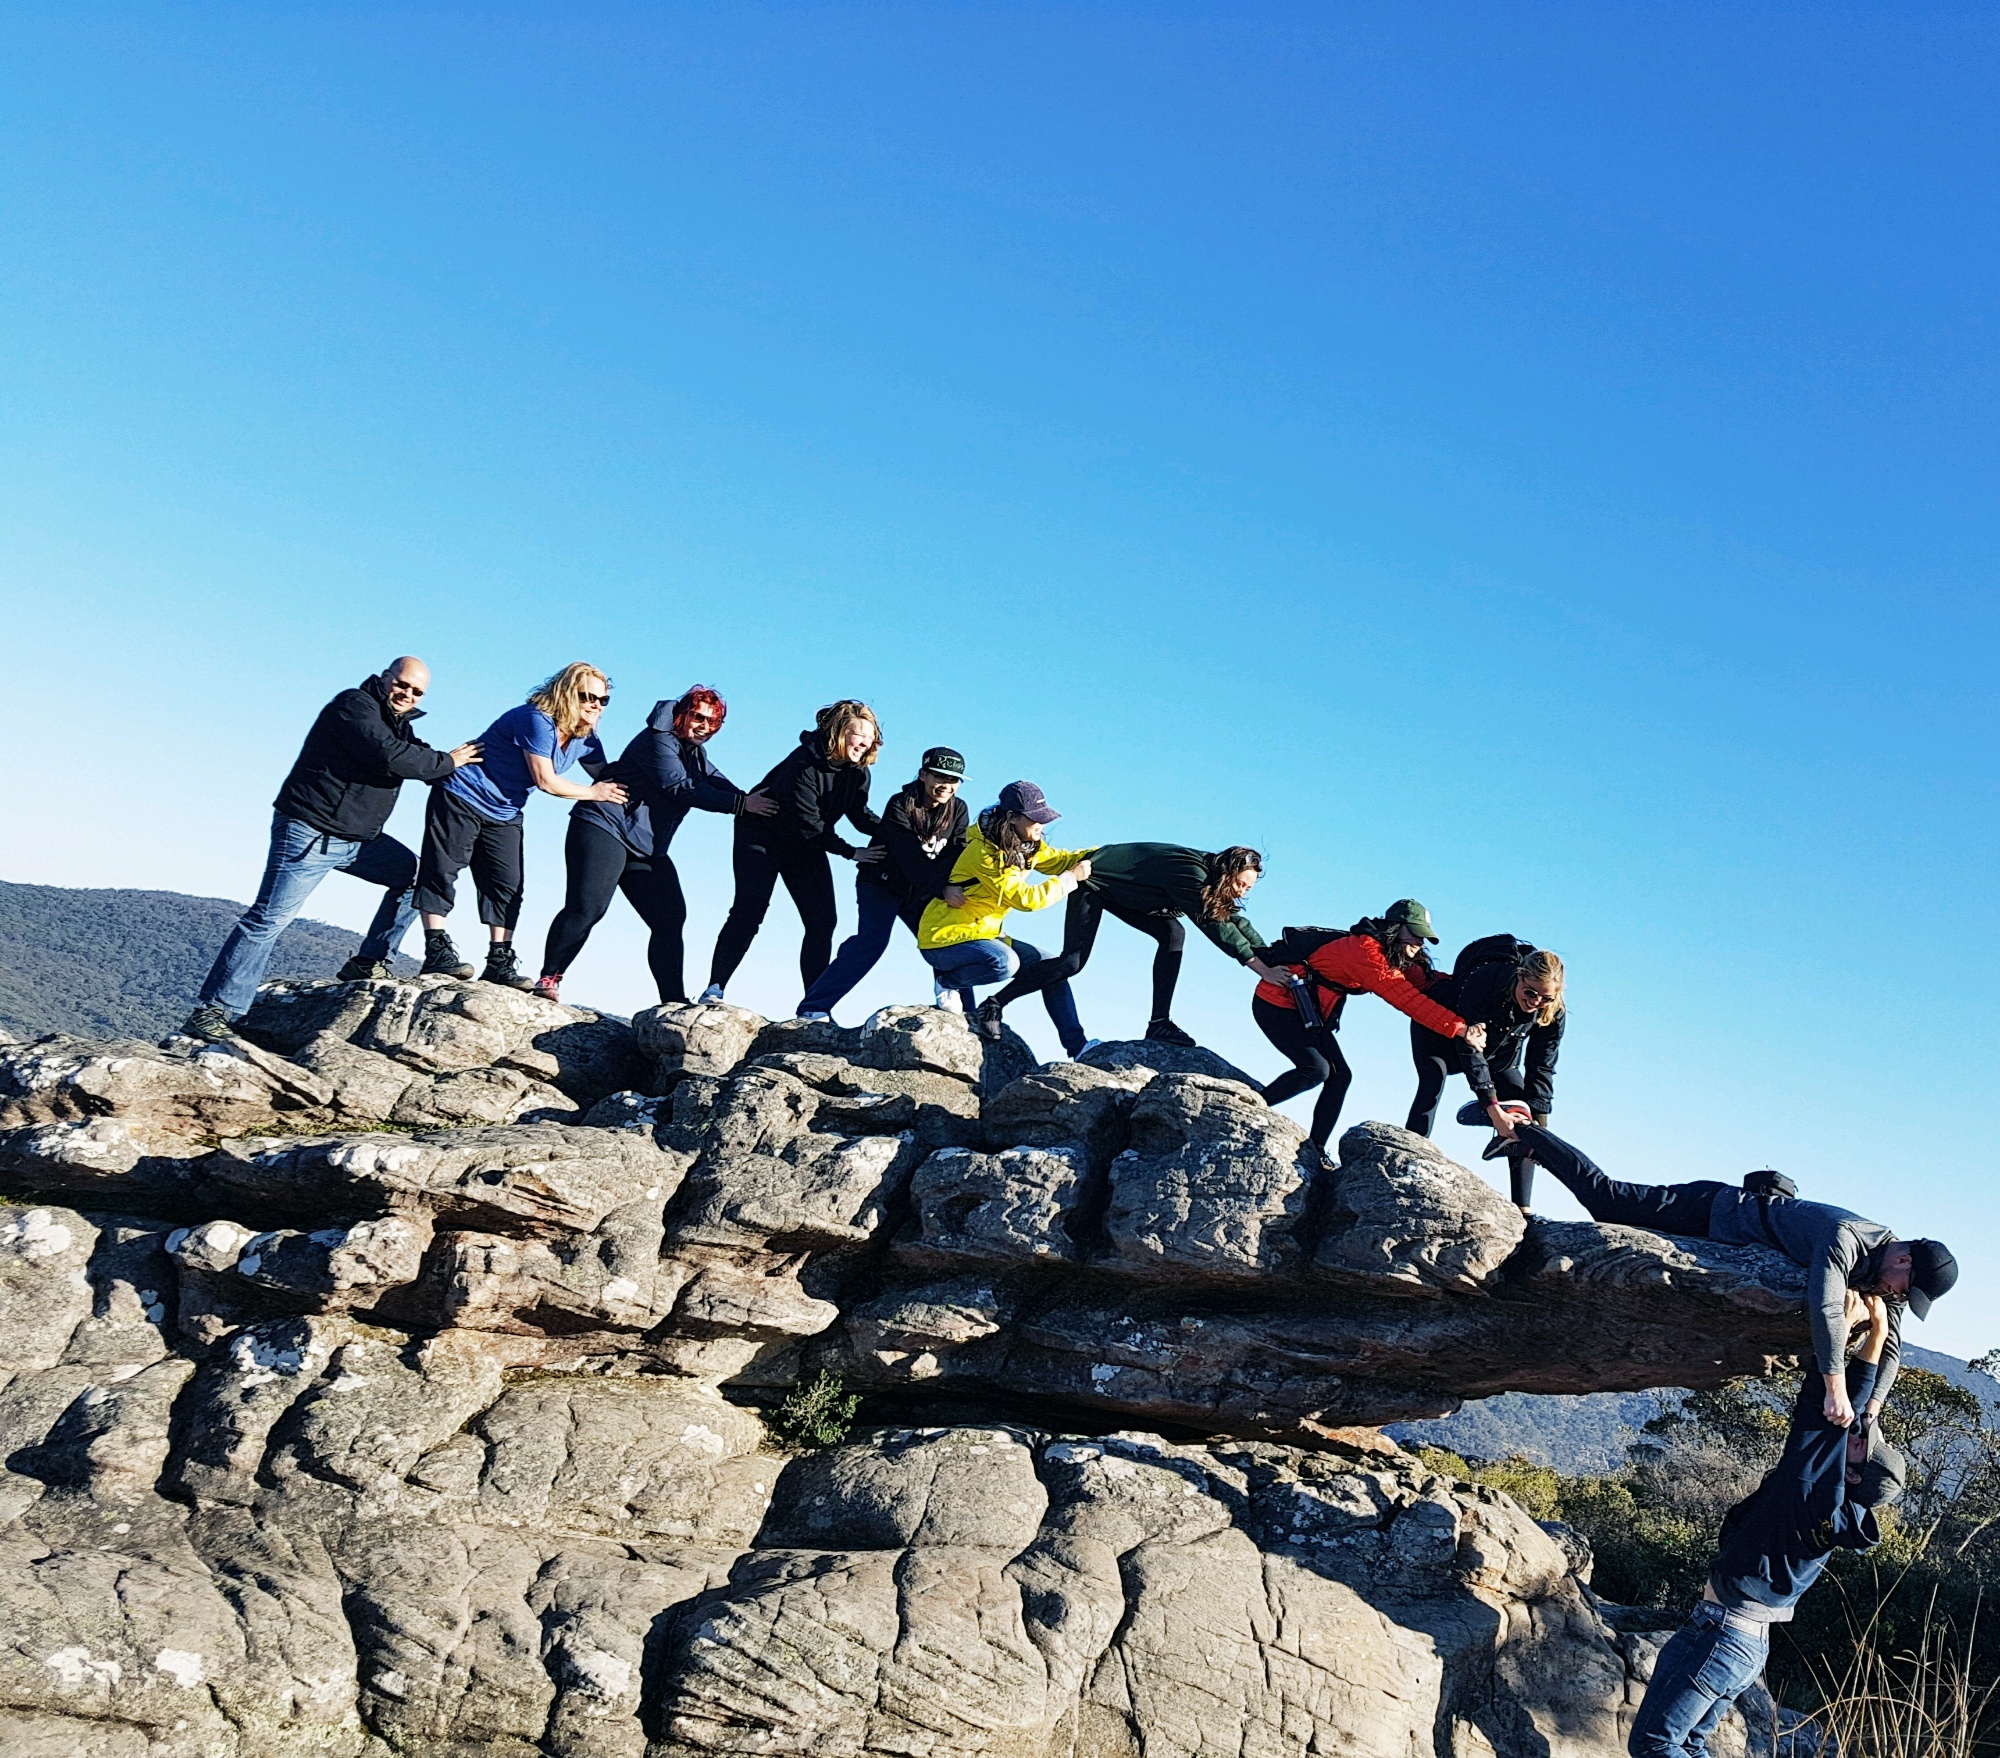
[916,780,1095,1053]
[977,842,1287,1047]
[796,747,971,1021]
[1499,1123,1956,1425]
[1628,1290,1905,1758]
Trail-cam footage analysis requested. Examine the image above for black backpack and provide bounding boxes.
[1262,923,1365,970]
[1451,933,1533,980]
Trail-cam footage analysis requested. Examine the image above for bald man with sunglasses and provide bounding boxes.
[181,658,479,1042]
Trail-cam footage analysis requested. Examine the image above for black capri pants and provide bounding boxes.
[414,787,524,930]
[990,887,1187,1020]
[541,817,692,1002]
[1253,994,1352,1149]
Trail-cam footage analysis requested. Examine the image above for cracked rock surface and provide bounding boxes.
[0,978,1813,1755]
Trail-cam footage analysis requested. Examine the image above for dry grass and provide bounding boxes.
[1793,1596,1998,1758]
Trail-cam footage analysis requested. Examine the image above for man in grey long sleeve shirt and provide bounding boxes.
[1508,1125,1957,1426]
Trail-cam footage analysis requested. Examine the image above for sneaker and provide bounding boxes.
[179,1004,237,1044]
[796,1010,833,1024]
[932,979,964,1015]
[1483,1134,1528,1162]
[421,933,475,980]
[972,997,1005,1042]
[697,984,726,1006]
[1077,1038,1104,1057]
[481,944,535,990]
[1144,1018,1197,1047]
[336,957,390,982]
[532,973,563,1003]
[1456,1098,1533,1130]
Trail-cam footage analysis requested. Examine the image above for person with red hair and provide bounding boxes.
[537,686,773,1003]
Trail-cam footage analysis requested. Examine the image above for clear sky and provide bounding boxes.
[3,6,1994,1359]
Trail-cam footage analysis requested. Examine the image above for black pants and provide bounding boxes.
[1518,1125,1725,1236]
[541,818,691,1001]
[709,837,839,991]
[1406,1023,1532,1135]
[1253,994,1352,1148]
[990,888,1186,1022]
[414,788,525,930]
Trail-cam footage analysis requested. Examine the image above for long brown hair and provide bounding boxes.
[529,663,610,743]
[1349,916,1426,973]
[816,699,882,767]
[977,805,1040,869]
[1200,847,1262,923]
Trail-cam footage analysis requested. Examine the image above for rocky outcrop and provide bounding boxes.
[0,977,1818,1755]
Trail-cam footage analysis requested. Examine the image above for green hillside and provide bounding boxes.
[0,879,412,1042]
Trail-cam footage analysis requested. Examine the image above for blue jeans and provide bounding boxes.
[921,935,1084,1056]
[198,812,419,1015]
[1629,1601,1771,1758]
[799,878,910,1015]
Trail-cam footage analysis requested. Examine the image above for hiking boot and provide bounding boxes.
[421,932,475,980]
[1483,1134,1529,1162]
[972,997,1005,1042]
[336,957,390,982]
[482,943,535,990]
[697,983,726,1006]
[1144,1018,1196,1047]
[532,973,563,1003]
[178,1004,237,1044]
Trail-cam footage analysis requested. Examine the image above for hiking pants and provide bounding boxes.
[541,816,692,1002]
[1517,1125,1726,1237]
[989,888,1187,1026]
[199,811,418,1015]
[709,837,839,992]
[798,876,919,1015]
[1253,994,1351,1148]
[414,788,525,930]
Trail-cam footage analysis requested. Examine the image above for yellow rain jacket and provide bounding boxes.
[916,823,1093,950]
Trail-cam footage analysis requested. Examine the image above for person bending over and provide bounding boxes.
[1253,900,1480,1149]
[536,685,775,1004]
[1628,1293,1905,1758]
[797,747,970,1022]
[917,781,1094,1053]
[699,699,884,1004]
[182,657,481,1041]
[1508,1124,1956,1424]
[1407,938,1566,1209]
[414,662,625,989]
[979,842,1290,1047]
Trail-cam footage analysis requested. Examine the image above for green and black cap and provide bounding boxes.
[1384,899,1439,944]
[920,747,965,780]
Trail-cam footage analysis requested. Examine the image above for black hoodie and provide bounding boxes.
[739,729,882,857]
[273,674,458,842]
[862,781,970,907]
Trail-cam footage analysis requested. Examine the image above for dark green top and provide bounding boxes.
[1080,842,1268,964]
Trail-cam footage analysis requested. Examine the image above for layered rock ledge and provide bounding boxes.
[0,975,1812,1756]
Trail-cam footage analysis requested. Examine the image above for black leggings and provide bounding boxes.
[1406,1023,1532,1135]
[990,888,1187,1021]
[1517,1125,1725,1236]
[709,838,839,991]
[541,818,691,1002]
[1253,995,1352,1148]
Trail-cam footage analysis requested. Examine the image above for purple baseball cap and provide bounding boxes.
[997,780,1061,824]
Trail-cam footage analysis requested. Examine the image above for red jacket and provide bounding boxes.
[1254,934,1467,1038]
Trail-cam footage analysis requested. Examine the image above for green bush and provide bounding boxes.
[774,1370,861,1452]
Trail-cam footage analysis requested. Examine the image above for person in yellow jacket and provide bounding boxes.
[918,780,1095,1052]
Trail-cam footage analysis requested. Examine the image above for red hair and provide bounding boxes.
[671,686,727,739]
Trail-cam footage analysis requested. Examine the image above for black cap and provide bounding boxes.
[997,780,1060,824]
[1855,1431,1907,1510]
[1906,1240,1958,1320]
[920,747,965,780]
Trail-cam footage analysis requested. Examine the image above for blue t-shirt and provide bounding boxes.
[444,704,604,823]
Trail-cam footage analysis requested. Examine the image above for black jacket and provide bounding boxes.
[273,674,457,842]
[862,783,970,907]
[1426,958,1564,1113]
[575,699,745,858]
[740,730,881,857]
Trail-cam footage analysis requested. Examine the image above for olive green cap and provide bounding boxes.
[1385,898,1438,943]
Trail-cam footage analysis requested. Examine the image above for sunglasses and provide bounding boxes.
[1518,986,1550,1006]
[386,680,425,698]
[579,692,610,708]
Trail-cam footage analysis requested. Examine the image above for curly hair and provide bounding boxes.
[815,699,882,767]
[671,685,727,740]
[528,662,610,743]
[1199,847,1263,923]
[1517,948,1565,1027]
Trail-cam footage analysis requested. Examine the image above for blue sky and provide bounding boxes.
[4,5,1995,1358]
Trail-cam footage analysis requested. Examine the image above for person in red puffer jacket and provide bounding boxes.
[1252,898,1482,1148]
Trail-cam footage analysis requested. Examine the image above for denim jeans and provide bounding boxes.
[799,878,909,1015]
[1628,1601,1771,1758]
[921,935,1085,1056]
[199,812,419,1016]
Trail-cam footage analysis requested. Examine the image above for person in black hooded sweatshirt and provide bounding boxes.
[699,699,885,1003]
[534,685,776,1005]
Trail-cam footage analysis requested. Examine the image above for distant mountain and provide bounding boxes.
[1389,1344,1998,1473]
[0,880,413,1043]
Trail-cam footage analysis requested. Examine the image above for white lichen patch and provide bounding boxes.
[153,1649,205,1688]
[3,1209,75,1260]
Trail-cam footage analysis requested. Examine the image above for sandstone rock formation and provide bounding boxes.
[0,975,1815,1756]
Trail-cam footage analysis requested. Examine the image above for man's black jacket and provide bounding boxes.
[274,674,457,842]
